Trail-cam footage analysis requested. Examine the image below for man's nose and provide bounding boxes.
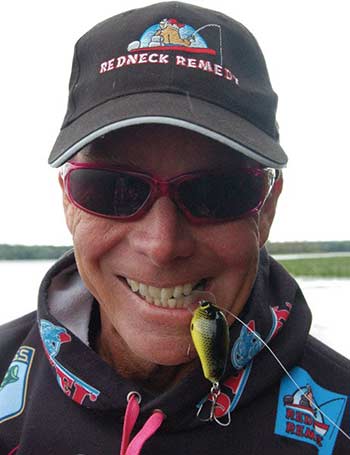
[128,196,196,267]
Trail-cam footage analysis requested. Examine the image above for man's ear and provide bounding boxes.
[58,173,74,234]
[258,173,283,248]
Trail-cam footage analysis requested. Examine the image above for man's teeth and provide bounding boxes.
[125,279,204,308]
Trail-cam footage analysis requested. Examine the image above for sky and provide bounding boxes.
[1,0,349,246]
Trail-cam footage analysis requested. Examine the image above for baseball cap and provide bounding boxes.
[48,1,288,168]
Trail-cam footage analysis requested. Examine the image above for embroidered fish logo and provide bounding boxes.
[39,319,71,358]
[231,320,263,369]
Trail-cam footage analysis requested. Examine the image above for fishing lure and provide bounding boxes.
[190,301,230,422]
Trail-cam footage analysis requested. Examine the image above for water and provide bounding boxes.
[273,252,350,260]
[0,260,349,359]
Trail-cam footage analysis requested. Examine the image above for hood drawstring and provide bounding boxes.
[120,392,165,455]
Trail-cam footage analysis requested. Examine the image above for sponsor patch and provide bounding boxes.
[0,346,35,424]
[275,366,347,454]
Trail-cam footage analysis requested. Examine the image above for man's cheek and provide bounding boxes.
[63,202,76,234]
[65,206,84,236]
[222,218,260,256]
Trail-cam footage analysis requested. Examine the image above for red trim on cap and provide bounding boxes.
[129,46,216,55]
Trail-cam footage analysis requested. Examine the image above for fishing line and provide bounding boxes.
[190,24,223,66]
[191,291,350,442]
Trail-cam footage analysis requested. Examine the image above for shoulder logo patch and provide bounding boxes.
[0,346,35,424]
[275,366,347,454]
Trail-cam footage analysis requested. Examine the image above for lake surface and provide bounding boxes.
[273,252,350,260]
[0,259,349,359]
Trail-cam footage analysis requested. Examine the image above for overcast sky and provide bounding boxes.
[1,0,349,246]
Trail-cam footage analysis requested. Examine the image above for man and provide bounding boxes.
[0,2,349,454]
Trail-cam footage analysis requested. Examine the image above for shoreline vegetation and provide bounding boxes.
[277,256,350,278]
[0,242,349,277]
[267,241,350,277]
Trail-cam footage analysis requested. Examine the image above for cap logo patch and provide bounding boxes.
[99,19,239,86]
[127,18,216,55]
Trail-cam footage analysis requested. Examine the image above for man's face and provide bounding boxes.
[61,125,281,369]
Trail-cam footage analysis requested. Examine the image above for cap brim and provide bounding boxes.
[49,92,287,168]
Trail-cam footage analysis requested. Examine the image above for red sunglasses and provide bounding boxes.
[60,162,277,225]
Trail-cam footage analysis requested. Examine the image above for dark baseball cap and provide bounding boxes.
[48,1,287,168]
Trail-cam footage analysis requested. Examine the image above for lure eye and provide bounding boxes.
[200,301,210,309]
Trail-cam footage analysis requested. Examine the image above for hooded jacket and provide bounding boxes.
[0,249,349,454]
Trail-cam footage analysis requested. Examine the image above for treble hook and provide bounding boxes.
[196,382,231,426]
[196,382,219,421]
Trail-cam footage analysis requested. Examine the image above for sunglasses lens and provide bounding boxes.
[178,171,265,219]
[69,169,151,217]
[66,165,270,222]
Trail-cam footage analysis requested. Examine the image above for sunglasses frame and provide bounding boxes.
[60,161,278,225]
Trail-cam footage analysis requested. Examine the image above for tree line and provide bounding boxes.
[266,241,350,255]
[0,241,349,260]
[0,244,71,260]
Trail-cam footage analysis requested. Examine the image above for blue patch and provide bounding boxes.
[275,366,347,454]
[0,346,35,424]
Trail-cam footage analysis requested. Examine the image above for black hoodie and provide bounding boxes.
[0,249,349,454]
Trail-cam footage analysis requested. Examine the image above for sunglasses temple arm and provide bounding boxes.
[260,169,279,208]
